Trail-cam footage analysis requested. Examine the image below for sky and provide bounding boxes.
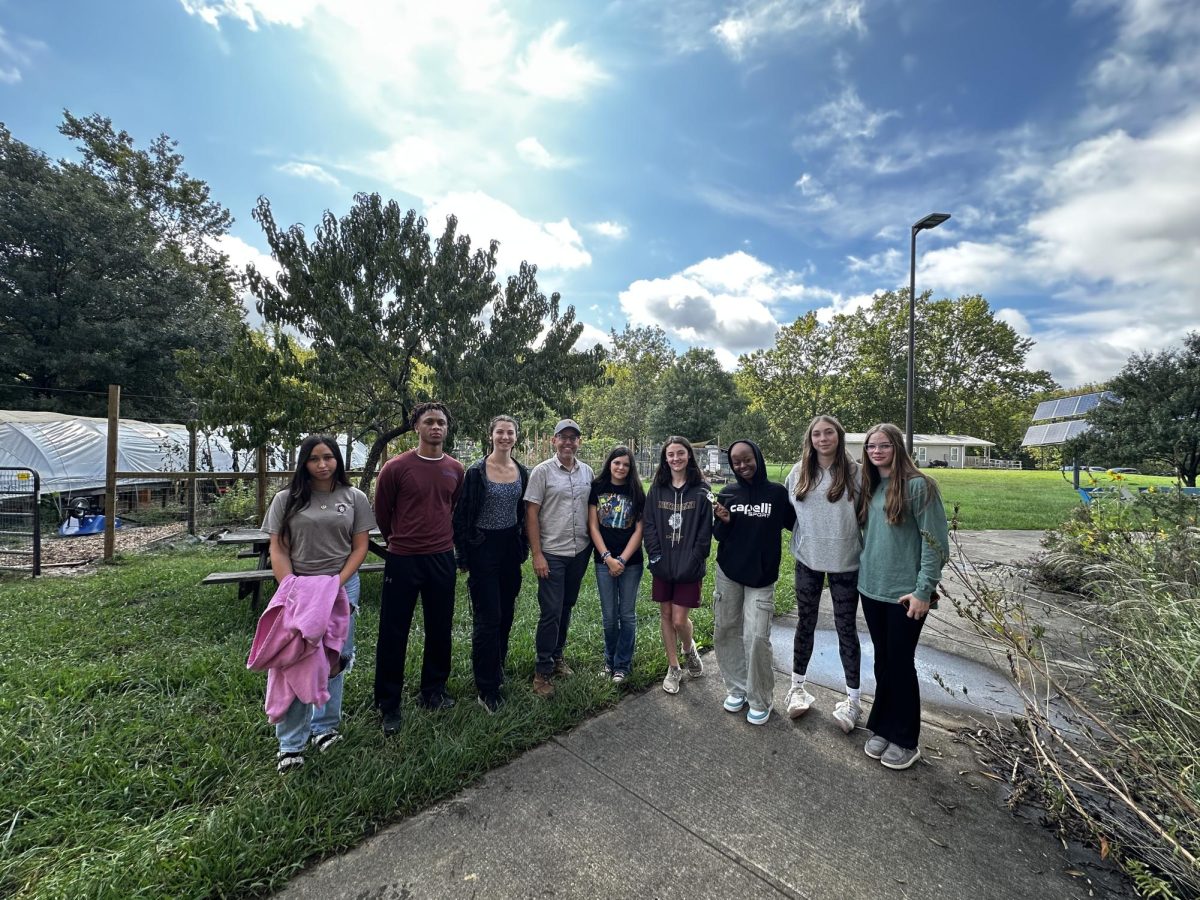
[2,0,1198,389]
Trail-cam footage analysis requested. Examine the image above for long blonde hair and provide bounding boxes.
[793,414,858,504]
[857,422,941,526]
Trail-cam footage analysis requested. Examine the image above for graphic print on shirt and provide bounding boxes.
[657,495,696,546]
[596,492,634,529]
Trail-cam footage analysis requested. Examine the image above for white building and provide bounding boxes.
[843,433,1000,469]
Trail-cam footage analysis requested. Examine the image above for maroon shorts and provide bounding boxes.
[651,576,702,609]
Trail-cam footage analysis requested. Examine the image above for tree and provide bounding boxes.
[648,347,743,444]
[0,120,243,418]
[578,324,675,451]
[177,327,318,452]
[200,193,601,487]
[838,290,1055,449]
[1077,333,1200,486]
[735,311,855,459]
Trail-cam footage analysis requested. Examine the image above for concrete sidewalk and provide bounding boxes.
[279,530,1120,899]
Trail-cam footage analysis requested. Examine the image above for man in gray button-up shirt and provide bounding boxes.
[525,418,594,696]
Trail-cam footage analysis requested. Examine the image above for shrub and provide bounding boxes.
[962,490,1200,897]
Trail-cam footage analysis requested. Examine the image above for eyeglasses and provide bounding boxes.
[865,443,893,452]
[556,434,580,442]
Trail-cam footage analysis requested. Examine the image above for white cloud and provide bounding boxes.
[178,0,325,30]
[995,307,1031,335]
[516,136,571,169]
[179,1,611,277]
[575,322,612,351]
[0,26,46,84]
[211,234,280,327]
[513,21,608,100]
[712,0,865,60]
[802,86,897,146]
[426,191,591,274]
[909,104,1200,385]
[277,161,341,188]
[619,251,829,354]
[1077,0,1200,127]
[586,221,628,240]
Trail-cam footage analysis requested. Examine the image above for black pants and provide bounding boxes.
[467,527,523,699]
[861,594,927,750]
[535,547,591,675]
[793,562,861,689]
[374,550,456,713]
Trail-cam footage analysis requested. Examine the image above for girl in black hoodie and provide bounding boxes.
[643,437,713,695]
[712,439,795,725]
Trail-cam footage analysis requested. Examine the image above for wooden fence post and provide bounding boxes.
[256,446,268,523]
[104,384,120,562]
[187,422,198,536]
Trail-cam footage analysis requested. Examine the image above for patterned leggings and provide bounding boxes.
[792,561,861,689]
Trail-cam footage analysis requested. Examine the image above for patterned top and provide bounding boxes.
[477,477,522,530]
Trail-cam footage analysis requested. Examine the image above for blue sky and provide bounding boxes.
[3,0,1198,388]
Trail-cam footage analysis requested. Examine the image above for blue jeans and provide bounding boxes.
[277,574,359,753]
[595,562,643,674]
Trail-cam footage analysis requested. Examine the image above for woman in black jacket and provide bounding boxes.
[712,439,795,725]
[643,437,713,695]
[452,415,529,713]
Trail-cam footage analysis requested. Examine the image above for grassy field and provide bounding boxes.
[0,544,725,898]
[757,464,1178,530]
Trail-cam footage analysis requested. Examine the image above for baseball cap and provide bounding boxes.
[553,418,582,436]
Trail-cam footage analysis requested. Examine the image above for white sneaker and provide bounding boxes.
[662,665,683,694]
[785,685,815,719]
[832,699,861,734]
[723,693,747,713]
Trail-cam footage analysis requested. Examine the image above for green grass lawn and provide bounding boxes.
[0,544,722,898]
[757,463,1178,530]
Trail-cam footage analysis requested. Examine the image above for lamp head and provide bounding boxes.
[913,212,951,232]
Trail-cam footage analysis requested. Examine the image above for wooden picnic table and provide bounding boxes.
[205,528,388,607]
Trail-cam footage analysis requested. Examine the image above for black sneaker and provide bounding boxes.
[381,710,402,736]
[477,694,503,714]
[417,692,456,711]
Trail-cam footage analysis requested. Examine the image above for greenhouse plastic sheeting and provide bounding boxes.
[0,410,367,496]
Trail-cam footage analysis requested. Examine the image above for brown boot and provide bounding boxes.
[532,672,556,698]
[552,656,574,677]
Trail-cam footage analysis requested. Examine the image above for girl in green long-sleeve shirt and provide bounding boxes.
[856,422,949,771]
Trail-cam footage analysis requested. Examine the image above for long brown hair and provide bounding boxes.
[857,422,941,526]
[793,414,858,503]
[653,436,704,488]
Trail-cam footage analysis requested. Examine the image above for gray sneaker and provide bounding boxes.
[864,734,889,759]
[662,665,683,694]
[683,644,704,677]
[881,744,922,770]
[832,699,861,734]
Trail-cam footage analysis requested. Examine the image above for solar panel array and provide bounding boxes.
[1021,419,1092,447]
[1031,391,1114,422]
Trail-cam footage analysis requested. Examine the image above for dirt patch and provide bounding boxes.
[35,523,192,573]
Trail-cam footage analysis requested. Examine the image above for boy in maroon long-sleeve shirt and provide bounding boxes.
[373,402,464,735]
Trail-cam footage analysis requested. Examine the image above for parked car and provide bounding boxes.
[1107,467,1139,475]
[1059,464,1107,472]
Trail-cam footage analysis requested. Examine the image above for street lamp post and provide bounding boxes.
[906,212,951,457]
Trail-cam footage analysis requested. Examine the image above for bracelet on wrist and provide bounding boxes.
[614,555,625,566]
[601,551,611,561]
